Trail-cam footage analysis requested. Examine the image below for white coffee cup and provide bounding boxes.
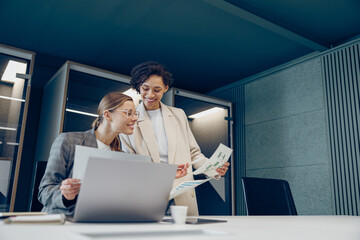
[170,205,188,224]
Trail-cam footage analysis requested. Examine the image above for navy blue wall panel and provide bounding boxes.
[323,42,360,215]
[211,86,246,215]
[244,58,333,215]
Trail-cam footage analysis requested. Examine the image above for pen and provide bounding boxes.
[177,158,203,170]
[189,158,203,166]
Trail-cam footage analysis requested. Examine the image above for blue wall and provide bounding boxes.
[244,58,333,215]
[211,39,360,215]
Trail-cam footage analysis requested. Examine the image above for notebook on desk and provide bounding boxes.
[69,155,177,223]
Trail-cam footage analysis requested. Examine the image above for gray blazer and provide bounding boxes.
[38,129,97,215]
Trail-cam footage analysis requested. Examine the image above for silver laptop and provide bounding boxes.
[71,156,177,223]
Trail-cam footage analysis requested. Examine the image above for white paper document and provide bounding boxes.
[0,160,11,198]
[169,179,211,200]
[0,212,47,217]
[192,143,233,177]
[73,145,151,181]
[4,214,66,224]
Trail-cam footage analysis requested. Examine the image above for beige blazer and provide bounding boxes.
[120,102,208,216]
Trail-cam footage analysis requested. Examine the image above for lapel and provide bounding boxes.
[82,129,98,148]
[160,102,177,164]
[137,102,161,163]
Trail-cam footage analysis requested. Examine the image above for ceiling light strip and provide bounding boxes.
[66,108,98,117]
[0,126,17,131]
[0,95,25,102]
[1,60,27,82]
[188,107,224,119]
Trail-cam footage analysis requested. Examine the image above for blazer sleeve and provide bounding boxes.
[180,110,208,169]
[38,133,74,212]
[119,134,136,154]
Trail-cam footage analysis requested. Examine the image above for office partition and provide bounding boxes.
[163,88,234,215]
[0,44,35,211]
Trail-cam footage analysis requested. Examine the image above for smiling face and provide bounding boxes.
[109,100,138,135]
[139,74,169,110]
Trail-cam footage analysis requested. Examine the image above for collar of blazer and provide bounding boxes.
[83,128,98,148]
[136,102,177,164]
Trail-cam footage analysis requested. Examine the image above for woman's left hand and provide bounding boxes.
[215,162,230,176]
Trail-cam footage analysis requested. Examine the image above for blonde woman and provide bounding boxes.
[38,92,139,214]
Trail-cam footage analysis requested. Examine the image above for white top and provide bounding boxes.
[96,139,111,151]
[147,108,168,163]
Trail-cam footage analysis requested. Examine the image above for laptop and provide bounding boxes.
[70,155,177,223]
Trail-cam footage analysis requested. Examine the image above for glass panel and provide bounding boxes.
[174,95,232,215]
[0,53,30,211]
[64,69,131,132]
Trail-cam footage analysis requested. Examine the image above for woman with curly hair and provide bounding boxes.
[120,61,229,216]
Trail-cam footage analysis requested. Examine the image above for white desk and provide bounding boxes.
[1,216,360,240]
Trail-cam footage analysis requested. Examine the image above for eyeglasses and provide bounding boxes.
[114,109,140,119]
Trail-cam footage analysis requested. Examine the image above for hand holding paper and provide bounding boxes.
[60,178,81,200]
[215,162,230,176]
[169,143,232,200]
[193,143,233,177]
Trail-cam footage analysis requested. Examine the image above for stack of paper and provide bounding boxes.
[3,214,65,224]
[0,212,47,218]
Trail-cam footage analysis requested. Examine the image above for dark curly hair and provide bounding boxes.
[130,61,173,93]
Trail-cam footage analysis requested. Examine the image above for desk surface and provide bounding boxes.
[1,215,360,240]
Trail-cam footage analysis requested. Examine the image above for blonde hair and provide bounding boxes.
[92,92,133,151]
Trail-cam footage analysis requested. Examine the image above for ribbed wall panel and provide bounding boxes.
[323,43,360,215]
[211,85,246,215]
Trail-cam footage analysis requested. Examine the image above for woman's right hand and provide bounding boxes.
[175,163,190,179]
[60,178,81,200]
